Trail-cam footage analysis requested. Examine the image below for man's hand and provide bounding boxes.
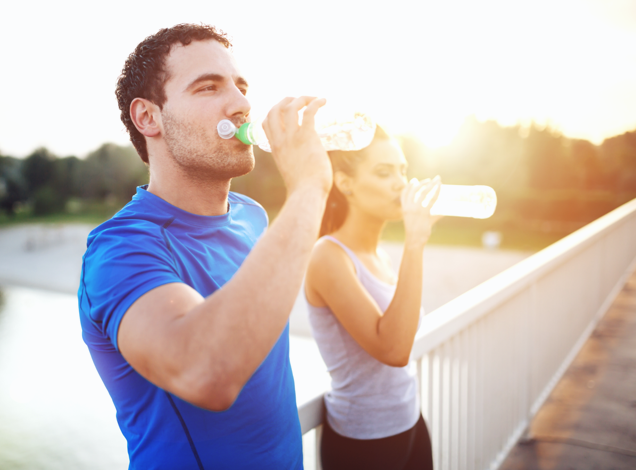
[262,96,333,196]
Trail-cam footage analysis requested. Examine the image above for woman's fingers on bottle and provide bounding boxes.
[414,180,433,207]
[413,179,433,205]
[400,184,408,208]
[400,180,411,207]
[401,178,418,208]
[421,177,442,209]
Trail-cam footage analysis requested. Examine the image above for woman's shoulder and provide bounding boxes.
[309,237,351,266]
[311,236,354,265]
[305,237,354,307]
[308,237,357,284]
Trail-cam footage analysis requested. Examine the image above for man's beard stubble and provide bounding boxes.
[162,110,254,181]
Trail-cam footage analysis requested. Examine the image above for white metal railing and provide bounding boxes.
[298,197,636,470]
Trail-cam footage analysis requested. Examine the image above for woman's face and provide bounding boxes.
[342,139,408,221]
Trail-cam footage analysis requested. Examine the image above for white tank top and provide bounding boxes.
[306,235,422,439]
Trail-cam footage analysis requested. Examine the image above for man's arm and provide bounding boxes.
[118,96,332,410]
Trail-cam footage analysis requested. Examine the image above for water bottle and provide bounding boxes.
[428,184,497,219]
[217,111,376,152]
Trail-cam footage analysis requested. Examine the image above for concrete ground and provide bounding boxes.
[499,270,636,470]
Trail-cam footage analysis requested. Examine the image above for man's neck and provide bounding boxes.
[147,158,231,216]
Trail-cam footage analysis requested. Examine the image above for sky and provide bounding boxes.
[1,0,635,158]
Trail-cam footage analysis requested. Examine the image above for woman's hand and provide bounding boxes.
[401,176,442,247]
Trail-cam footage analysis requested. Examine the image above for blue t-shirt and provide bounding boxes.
[78,186,302,470]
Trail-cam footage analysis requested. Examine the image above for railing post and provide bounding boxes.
[416,357,423,410]
[315,425,323,470]
[521,280,538,443]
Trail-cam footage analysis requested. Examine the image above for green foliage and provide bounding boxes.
[78,144,148,202]
[22,147,56,193]
[1,120,635,249]
[0,144,148,220]
[0,155,26,215]
[32,185,64,216]
[397,119,636,243]
[231,147,286,208]
[600,131,636,193]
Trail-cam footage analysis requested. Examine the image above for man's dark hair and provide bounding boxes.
[115,24,232,163]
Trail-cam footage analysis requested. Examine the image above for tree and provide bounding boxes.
[600,131,636,194]
[21,147,56,194]
[523,125,577,191]
[77,144,148,203]
[230,147,285,210]
[21,147,66,215]
[0,155,26,216]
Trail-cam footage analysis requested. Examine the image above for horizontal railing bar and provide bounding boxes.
[298,393,325,434]
[412,197,636,357]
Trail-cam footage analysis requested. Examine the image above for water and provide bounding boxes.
[0,285,330,470]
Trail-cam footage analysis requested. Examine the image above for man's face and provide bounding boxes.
[159,39,254,180]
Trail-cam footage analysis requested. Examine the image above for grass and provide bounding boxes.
[0,209,116,229]
[382,220,566,252]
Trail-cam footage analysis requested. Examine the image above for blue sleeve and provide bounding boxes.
[81,223,182,351]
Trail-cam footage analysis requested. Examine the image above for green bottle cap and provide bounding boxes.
[236,122,253,145]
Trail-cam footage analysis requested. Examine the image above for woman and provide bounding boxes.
[304,126,440,470]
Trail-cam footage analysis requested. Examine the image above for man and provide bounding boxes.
[78,23,332,469]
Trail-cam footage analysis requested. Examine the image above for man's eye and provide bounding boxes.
[239,88,248,96]
[201,85,216,92]
[377,172,390,178]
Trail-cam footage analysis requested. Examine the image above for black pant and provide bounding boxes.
[320,415,434,470]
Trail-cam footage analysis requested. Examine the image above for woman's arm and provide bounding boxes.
[305,178,440,367]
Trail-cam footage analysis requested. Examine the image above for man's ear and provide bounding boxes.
[130,98,161,138]
[334,171,352,196]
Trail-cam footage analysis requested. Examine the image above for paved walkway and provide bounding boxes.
[500,269,636,470]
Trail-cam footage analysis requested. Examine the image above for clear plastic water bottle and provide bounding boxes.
[428,184,497,219]
[217,111,376,153]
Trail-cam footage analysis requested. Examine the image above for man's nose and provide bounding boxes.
[226,87,251,119]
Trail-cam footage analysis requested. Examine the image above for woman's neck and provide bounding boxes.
[332,208,386,253]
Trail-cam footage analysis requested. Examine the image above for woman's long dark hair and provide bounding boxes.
[319,125,391,237]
